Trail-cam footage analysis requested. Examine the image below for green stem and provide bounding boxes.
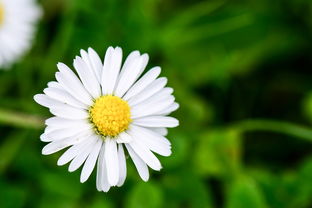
[232,119,312,142]
[0,108,45,129]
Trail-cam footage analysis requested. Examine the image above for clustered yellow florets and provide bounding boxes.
[89,95,131,137]
[0,3,4,25]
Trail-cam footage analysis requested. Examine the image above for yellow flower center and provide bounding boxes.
[89,95,131,137]
[0,3,4,25]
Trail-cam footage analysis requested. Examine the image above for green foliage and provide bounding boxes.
[226,176,267,208]
[194,129,242,177]
[0,0,311,207]
[126,182,164,208]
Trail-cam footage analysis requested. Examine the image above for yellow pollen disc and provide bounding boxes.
[0,3,4,25]
[89,95,131,137]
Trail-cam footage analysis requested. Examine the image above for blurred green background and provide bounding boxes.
[0,0,312,207]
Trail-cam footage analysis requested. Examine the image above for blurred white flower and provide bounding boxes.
[0,0,41,68]
[34,47,179,192]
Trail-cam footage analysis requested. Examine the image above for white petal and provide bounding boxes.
[88,47,103,82]
[40,134,50,142]
[47,81,61,89]
[147,127,168,136]
[35,94,88,120]
[104,139,119,186]
[45,117,88,128]
[133,116,179,128]
[128,77,167,106]
[116,50,140,82]
[49,106,89,119]
[128,126,171,156]
[122,51,140,69]
[57,137,94,166]
[34,94,89,121]
[114,55,143,97]
[136,54,149,78]
[80,137,102,183]
[130,125,171,145]
[74,56,101,98]
[114,54,149,97]
[42,137,81,155]
[116,131,132,143]
[157,102,180,115]
[123,66,161,100]
[117,144,127,187]
[100,47,114,94]
[80,49,93,70]
[44,87,87,109]
[56,63,92,105]
[129,140,162,170]
[68,136,98,172]
[101,47,123,95]
[40,128,91,142]
[44,125,60,134]
[96,145,110,192]
[96,143,103,191]
[131,96,175,119]
[44,125,91,141]
[125,144,149,181]
[130,87,173,108]
[34,94,64,108]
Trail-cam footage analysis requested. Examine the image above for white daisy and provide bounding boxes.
[34,46,179,192]
[0,0,41,68]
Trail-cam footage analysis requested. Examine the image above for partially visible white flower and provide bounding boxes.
[34,47,179,192]
[0,0,41,68]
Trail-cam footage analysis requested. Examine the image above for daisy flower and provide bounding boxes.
[34,46,179,192]
[0,0,41,68]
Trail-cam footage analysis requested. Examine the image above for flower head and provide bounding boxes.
[0,0,41,68]
[34,47,179,192]
[89,95,131,137]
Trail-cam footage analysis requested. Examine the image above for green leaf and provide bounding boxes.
[226,176,267,208]
[162,131,189,169]
[250,162,312,208]
[290,157,312,207]
[89,196,114,208]
[165,0,226,28]
[126,182,164,208]
[194,129,242,177]
[302,92,312,124]
[38,194,77,208]
[162,170,214,208]
[40,171,83,199]
[0,131,26,173]
[0,181,27,208]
